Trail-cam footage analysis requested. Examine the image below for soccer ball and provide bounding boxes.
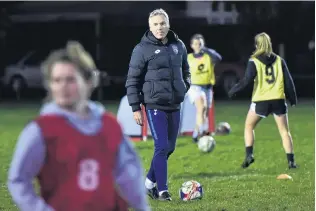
[179,180,203,201]
[197,135,216,153]
[216,122,231,135]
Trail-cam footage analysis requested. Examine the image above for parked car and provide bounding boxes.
[1,50,245,97]
[1,51,109,92]
[2,51,43,91]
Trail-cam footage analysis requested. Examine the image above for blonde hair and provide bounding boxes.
[148,8,169,25]
[252,32,273,58]
[41,41,99,90]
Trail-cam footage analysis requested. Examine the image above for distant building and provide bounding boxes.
[185,1,239,25]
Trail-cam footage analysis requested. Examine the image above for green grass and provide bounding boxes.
[0,101,314,211]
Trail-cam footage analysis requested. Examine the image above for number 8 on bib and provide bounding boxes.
[78,159,100,191]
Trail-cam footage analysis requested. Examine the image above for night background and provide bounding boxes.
[0,2,315,210]
[0,1,314,101]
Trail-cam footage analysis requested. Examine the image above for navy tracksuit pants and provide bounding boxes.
[146,109,180,192]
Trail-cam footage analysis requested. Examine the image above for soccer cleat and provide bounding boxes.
[241,155,255,168]
[203,131,210,136]
[158,191,172,201]
[193,132,208,144]
[288,161,297,169]
[146,186,159,199]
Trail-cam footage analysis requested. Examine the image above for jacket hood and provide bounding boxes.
[141,30,179,45]
[40,101,105,118]
[255,53,277,65]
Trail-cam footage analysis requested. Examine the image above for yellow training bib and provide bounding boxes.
[251,55,285,102]
[188,53,215,85]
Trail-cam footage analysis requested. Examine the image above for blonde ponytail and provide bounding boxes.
[252,32,273,58]
[66,41,96,71]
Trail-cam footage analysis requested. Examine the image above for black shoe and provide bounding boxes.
[203,131,210,136]
[241,155,255,168]
[288,161,297,169]
[192,137,198,143]
[158,191,172,201]
[146,186,159,199]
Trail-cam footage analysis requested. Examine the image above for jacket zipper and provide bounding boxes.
[166,45,174,104]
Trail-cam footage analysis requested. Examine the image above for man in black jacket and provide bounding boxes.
[125,8,191,201]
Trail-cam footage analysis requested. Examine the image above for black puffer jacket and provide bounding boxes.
[125,30,191,111]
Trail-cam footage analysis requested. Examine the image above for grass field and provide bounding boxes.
[0,100,314,211]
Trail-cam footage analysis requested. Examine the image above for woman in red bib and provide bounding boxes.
[8,41,150,211]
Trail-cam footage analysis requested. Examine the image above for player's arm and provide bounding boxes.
[114,136,150,211]
[125,44,146,112]
[204,47,222,64]
[228,59,257,98]
[281,59,297,106]
[7,122,54,211]
[180,40,191,92]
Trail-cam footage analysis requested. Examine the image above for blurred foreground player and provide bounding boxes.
[187,34,222,142]
[8,41,150,211]
[228,33,297,169]
[125,9,190,201]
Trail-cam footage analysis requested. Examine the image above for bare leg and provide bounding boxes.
[203,106,209,134]
[241,109,262,168]
[274,114,296,168]
[193,96,206,142]
[274,114,293,153]
[203,88,213,134]
[244,109,262,148]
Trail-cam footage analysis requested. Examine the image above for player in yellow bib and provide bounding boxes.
[228,32,297,169]
[187,34,222,143]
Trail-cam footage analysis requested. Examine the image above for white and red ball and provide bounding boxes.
[179,180,203,201]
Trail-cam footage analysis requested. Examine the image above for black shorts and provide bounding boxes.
[250,99,287,118]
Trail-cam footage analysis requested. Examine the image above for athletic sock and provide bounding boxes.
[286,153,294,163]
[145,178,155,189]
[203,119,209,132]
[199,125,204,135]
[159,190,168,196]
[246,146,253,157]
[192,130,199,138]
